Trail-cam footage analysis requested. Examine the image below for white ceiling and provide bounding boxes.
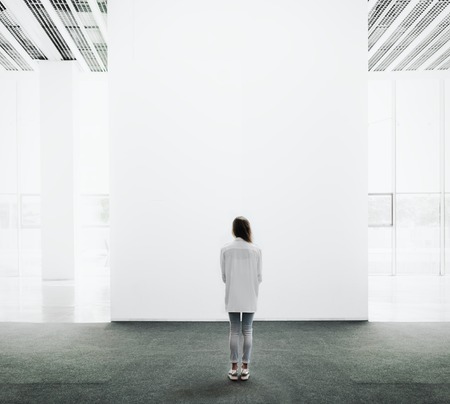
[1,1,450,73]
[369,0,450,71]
[0,0,107,72]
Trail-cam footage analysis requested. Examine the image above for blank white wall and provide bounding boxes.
[396,80,440,193]
[78,74,109,195]
[446,81,450,192]
[17,76,40,195]
[368,80,392,194]
[0,79,17,194]
[110,0,367,320]
[0,75,40,194]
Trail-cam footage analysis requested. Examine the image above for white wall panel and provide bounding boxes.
[110,0,368,320]
[0,79,17,193]
[79,74,109,195]
[396,79,440,193]
[17,76,40,194]
[445,80,450,192]
[368,80,392,194]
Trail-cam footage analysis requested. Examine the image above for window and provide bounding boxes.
[368,79,449,275]
[79,194,110,277]
[369,194,393,275]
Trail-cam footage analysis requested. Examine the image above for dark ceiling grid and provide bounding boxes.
[0,31,32,70]
[369,0,394,31]
[51,0,104,72]
[1,1,450,72]
[425,37,450,68]
[369,0,450,71]
[0,44,16,70]
[24,0,75,61]
[73,0,107,69]
[96,0,106,14]
[3,0,107,71]
[369,0,434,70]
[394,12,450,70]
[375,0,450,70]
[369,0,410,50]
[0,1,46,60]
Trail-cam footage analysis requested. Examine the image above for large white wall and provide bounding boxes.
[110,0,367,320]
[78,74,109,195]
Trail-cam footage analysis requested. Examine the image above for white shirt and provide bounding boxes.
[220,237,262,313]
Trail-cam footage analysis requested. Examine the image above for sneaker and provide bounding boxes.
[240,366,250,381]
[228,368,238,381]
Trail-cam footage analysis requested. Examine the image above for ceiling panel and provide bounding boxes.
[0,0,106,71]
[369,0,450,71]
[1,1,450,72]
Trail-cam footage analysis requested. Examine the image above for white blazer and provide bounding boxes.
[220,237,262,313]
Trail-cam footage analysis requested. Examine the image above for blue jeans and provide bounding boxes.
[228,312,255,364]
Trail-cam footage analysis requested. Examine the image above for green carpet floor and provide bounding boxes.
[1,322,450,403]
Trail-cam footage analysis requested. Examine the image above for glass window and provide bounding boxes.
[19,229,41,277]
[79,195,110,277]
[369,194,392,227]
[396,194,440,275]
[444,195,450,275]
[81,195,109,227]
[368,194,393,275]
[20,195,40,228]
[0,195,18,276]
[369,227,392,275]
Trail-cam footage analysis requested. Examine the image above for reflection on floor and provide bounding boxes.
[1,275,450,322]
[0,277,110,322]
[369,275,450,322]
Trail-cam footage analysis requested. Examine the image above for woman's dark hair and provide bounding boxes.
[232,216,252,243]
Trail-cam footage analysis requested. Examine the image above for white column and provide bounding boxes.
[40,61,79,280]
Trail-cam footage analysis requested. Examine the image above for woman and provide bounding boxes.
[220,216,262,381]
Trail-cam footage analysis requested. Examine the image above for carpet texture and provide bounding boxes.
[1,322,450,403]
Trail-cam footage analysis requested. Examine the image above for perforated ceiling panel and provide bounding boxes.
[0,1,46,60]
[369,0,450,71]
[0,31,32,70]
[50,0,105,72]
[70,0,107,69]
[24,0,75,61]
[0,44,17,70]
[0,0,107,71]
[369,0,410,50]
[1,0,450,72]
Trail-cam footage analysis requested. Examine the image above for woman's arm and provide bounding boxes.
[220,249,226,283]
[257,249,262,284]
